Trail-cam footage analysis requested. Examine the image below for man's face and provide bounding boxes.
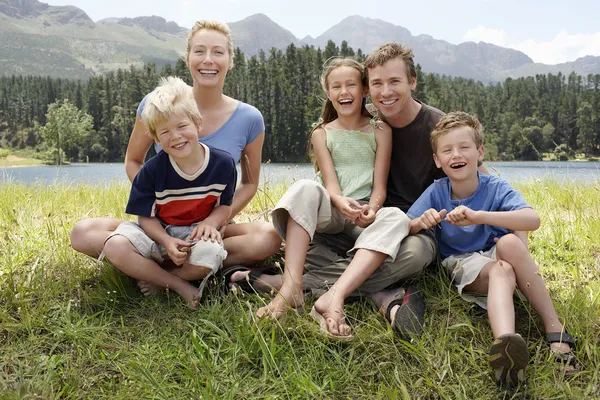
[368,57,416,123]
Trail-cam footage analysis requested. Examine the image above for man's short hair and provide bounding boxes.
[430,111,484,153]
[141,76,202,141]
[364,42,417,82]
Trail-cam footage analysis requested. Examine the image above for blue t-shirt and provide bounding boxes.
[126,143,237,226]
[137,95,264,164]
[407,173,531,258]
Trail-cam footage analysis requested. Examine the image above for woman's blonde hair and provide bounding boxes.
[141,76,202,140]
[185,20,234,65]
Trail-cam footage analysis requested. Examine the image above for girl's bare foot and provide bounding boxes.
[256,284,303,319]
[313,289,351,337]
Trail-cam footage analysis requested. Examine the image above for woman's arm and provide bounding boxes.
[369,122,392,212]
[125,115,155,182]
[229,132,264,219]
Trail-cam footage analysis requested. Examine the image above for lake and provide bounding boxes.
[1,161,599,186]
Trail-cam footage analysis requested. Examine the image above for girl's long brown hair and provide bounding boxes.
[308,57,374,172]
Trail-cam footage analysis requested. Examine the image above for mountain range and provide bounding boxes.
[1,0,599,82]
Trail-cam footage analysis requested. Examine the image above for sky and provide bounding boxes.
[45,0,600,65]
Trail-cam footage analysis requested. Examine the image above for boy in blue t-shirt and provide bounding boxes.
[407,112,575,386]
[103,77,237,310]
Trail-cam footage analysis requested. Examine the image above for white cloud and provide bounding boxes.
[464,26,600,64]
[463,26,506,46]
[512,30,600,64]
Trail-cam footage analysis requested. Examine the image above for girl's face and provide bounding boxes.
[186,29,233,88]
[326,66,367,118]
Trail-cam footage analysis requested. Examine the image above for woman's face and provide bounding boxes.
[186,29,233,88]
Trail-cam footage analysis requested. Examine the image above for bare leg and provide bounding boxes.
[495,234,570,353]
[70,217,122,257]
[171,263,212,281]
[222,221,282,267]
[313,248,387,337]
[256,216,305,319]
[463,260,516,338]
[103,236,201,309]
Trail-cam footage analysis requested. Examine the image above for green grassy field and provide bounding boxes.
[0,181,599,399]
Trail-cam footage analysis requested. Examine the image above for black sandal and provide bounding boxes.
[546,330,576,365]
[384,286,425,339]
[222,265,281,294]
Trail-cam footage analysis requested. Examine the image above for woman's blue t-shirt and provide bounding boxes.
[137,95,264,164]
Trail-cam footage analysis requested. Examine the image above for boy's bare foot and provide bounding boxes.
[312,289,351,337]
[256,284,303,319]
[178,283,201,310]
[137,280,161,297]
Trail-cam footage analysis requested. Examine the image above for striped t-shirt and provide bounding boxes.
[126,143,237,226]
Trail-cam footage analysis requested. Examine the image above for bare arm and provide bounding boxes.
[369,122,392,212]
[201,205,232,230]
[475,208,540,231]
[449,207,541,232]
[138,216,172,246]
[229,132,264,219]
[312,128,361,221]
[125,115,155,182]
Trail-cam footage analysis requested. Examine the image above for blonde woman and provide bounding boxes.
[70,21,281,293]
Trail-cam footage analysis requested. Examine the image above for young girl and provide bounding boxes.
[257,57,410,338]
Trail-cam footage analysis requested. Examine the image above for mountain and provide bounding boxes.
[0,0,186,79]
[1,2,598,82]
[309,16,535,82]
[228,13,301,56]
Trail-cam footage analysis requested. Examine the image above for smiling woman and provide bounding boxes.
[69,20,282,277]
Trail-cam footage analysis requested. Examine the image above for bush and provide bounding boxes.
[0,148,11,158]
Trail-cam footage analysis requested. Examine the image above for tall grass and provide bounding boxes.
[0,180,599,399]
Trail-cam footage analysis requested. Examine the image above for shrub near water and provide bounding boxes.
[0,180,599,399]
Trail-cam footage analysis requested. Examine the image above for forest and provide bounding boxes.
[1,40,599,163]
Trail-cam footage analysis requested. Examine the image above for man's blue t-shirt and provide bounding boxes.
[137,96,264,164]
[407,173,530,258]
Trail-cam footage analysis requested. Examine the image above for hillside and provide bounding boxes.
[1,1,599,82]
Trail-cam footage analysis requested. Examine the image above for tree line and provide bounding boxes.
[1,40,599,163]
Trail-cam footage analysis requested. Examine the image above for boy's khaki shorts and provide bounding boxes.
[442,246,525,309]
[442,246,497,309]
[106,221,227,273]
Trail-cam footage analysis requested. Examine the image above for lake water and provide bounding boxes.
[1,161,599,186]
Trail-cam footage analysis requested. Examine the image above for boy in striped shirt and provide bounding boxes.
[103,77,237,309]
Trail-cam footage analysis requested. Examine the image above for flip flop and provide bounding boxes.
[489,333,529,386]
[222,265,281,294]
[309,306,353,341]
[384,286,425,339]
[546,330,576,366]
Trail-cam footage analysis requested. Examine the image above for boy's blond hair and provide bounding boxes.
[364,42,417,83]
[141,76,202,141]
[430,111,484,153]
[186,20,234,65]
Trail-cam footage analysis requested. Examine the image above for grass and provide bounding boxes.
[0,155,44,167]
[0,179,599,399]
